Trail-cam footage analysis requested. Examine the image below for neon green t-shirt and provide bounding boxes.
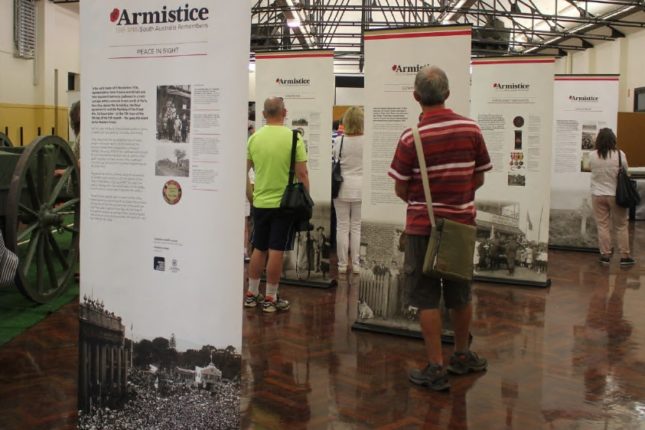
[247,125,307,208]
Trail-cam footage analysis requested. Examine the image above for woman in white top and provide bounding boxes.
[589,128,635,266]
[333,106,364,274]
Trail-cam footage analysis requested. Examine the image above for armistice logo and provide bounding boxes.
[569,95,599,102]
[493,82,530,90]
[110,4,210,26]
[392,64,430,73]
[275,77,311,86]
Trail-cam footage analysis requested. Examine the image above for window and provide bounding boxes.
[634,87,645,112]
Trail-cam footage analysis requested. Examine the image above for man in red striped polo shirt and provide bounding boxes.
[389,66,492,391]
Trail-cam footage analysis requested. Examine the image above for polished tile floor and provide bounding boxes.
[1,224,644,429]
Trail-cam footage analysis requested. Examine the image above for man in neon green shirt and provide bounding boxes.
[245,97,309,313]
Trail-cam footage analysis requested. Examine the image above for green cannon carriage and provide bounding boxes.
[0,132,80,303]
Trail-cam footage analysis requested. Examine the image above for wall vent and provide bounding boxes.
[14,0,37,59]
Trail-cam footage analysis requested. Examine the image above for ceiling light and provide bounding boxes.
[287,18,301,28]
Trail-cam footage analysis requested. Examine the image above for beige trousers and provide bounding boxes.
[591,195,630,257]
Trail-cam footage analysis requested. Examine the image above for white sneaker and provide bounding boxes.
[338,267,347,274]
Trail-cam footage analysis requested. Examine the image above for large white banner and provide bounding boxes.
[79,1,249,425]
[550,75,620,250]
[255,50,334,286]
[471,57,555,287]
[355,25,471,334]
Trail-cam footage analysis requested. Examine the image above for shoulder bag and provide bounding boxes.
[616,151,640,208]
[411,127,476,283]
[280,130,314,231]
[331,136,344,199]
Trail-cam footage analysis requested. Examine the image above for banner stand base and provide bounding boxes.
[549,244,599,254]
[266,277,336,289]
[474,276,551,289]
[351,322,461,345]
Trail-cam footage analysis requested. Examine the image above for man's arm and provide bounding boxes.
[474,171,485,190]
[246,159,254,203]
[394,180,409,203]
[295,161,310,191]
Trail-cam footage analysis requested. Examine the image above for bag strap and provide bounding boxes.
[288,129,298,185]
[618,150,623,169]
[337,135,344,159]
[411,126,436,226]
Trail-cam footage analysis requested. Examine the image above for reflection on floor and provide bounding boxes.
[1,223,644,429]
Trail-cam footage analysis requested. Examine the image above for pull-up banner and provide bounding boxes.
[550,75,620,251]
[79,1,249,426]
[354,25,471,336]
[255,50,335,287]
[471,57,555,288]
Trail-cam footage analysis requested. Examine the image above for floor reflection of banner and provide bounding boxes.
[550,75,620,251]
[80,1,248,425]
[255,50,335,287]
[471,57,555,288]
[355,25,471,335]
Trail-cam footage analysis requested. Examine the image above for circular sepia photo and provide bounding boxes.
[163,179,183,205]
[513,116,525,128]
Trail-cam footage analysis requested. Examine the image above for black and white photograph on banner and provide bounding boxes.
[474,200,548,283]
[355,221,421,331]
[155,146,190,177]
[581,123,597,150]
[549,194,598,249]
[156,85,191,143]
[283,203,333,282]
[508,173,526,187]
[78,297,241,430]
[290,112,319,157]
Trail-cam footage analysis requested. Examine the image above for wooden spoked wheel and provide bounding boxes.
[0,133,12,148]
[5,136,80,303]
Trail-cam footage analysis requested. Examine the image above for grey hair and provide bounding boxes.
[263,97,285,118]
[414,66,449,106]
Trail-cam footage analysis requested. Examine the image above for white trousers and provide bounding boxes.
[334,199,362,270]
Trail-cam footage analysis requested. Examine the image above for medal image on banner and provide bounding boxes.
[163,180,183,205]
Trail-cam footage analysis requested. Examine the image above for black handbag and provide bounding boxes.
[616,151,640,208]
[280,130,314,231]
[331,136,344,199]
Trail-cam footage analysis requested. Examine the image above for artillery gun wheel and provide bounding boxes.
[5,136,80,303]
[0,133,12,148]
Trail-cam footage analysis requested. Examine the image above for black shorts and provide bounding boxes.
[251,207,297,252]
[404,234,471,310]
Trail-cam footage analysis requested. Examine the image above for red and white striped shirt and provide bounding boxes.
[389,108,492,235]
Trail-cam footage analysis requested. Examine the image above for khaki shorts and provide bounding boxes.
[404,234,471,310]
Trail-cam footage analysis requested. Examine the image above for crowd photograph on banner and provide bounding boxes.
[473,200,549,283]
[283,204,333,282]
[355,222,416,329]
[77,297,241,429]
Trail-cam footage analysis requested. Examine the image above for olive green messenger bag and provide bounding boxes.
[411,127,477,283]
